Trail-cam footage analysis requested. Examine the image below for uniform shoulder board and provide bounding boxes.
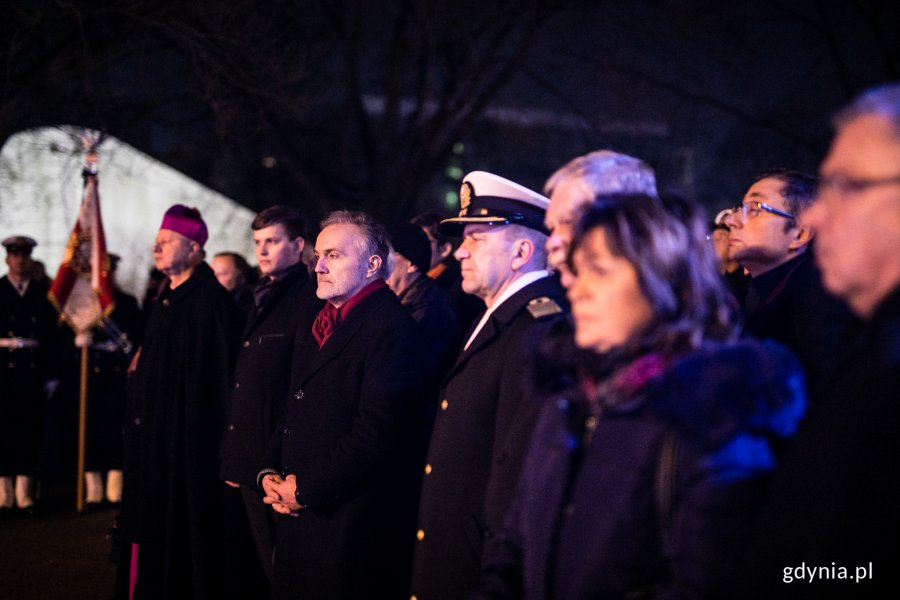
[527,296,563,319]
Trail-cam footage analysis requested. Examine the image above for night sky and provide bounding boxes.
[1,0,896,220]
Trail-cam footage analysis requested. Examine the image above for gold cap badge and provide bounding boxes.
[459,181,473,214]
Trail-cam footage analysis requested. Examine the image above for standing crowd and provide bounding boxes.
[1,83,897,599]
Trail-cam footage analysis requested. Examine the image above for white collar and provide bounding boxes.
[464,270,549,351]
[6,274,30,296]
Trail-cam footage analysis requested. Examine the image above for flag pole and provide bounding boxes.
[77,344,88,512]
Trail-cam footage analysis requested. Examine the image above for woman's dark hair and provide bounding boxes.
[568,193,737,357]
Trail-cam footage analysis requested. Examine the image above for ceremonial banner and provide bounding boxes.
[47,132,117,511]
[49,134,115,333]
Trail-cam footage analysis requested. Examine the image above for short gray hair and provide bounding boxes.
[834,83,900,138]
[544,149,658,198]
[503,224,549,271]
[320,210,391,279]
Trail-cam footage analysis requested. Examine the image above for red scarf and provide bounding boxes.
[311,280,386,347]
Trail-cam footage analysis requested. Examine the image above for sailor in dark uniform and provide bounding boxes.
[411,172,569,600]
[0,235,59,515]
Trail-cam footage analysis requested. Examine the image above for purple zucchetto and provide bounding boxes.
[159,204,209,247]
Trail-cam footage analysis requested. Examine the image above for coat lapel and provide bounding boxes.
[292,288,389,387]
[243,268,311,338]
[441,276,564,385]
[442,315,494,382]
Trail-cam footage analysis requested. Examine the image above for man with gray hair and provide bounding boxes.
[259,210,427,599]
[543,150,657,286]
[743,83,900,598]
[411,171,568,600]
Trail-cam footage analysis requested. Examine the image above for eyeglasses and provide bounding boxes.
[731,201,795,221]
[818,173,900,199]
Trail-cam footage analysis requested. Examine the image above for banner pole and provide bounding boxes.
[77,344,88,512]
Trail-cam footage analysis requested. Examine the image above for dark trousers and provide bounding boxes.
[240,484,276,583]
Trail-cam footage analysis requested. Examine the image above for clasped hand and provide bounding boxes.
[262,473,304,516]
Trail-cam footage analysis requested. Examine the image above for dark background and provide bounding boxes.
[1,0,897,223]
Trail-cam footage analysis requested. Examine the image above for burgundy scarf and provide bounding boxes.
[311,279,387,348]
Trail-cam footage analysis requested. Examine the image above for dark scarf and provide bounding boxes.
[251,263,307,315]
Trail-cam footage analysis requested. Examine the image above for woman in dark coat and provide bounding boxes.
[472,194,807,599]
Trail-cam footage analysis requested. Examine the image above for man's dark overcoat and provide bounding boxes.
[398,274,460,386]
[220,265,322,488]
[411,275,567,600]
[0,275,59,476]
[268,284,427,600]
[119,262,243,600]
[742,285,900,598]
[742,252,858,402]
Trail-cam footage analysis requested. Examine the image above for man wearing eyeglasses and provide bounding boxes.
[723,169,857,401]
[724,169,814,278]
[739,83,900,599]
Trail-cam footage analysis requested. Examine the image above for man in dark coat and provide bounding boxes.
[119,205,243,599]
[219,205,322,584]
[741,82,900,599]
[412,212,484,332]
[259,210,427,600]
[411,172,568,600]
[724,169,859,404]
[386,222,460,384]
[0,235,59,515]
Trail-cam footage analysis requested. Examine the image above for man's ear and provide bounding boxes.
[294,237,306,254]
[788,224,812,252]
[367,255,383,277]
[437,242,453,261]
[510,238,535,270]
